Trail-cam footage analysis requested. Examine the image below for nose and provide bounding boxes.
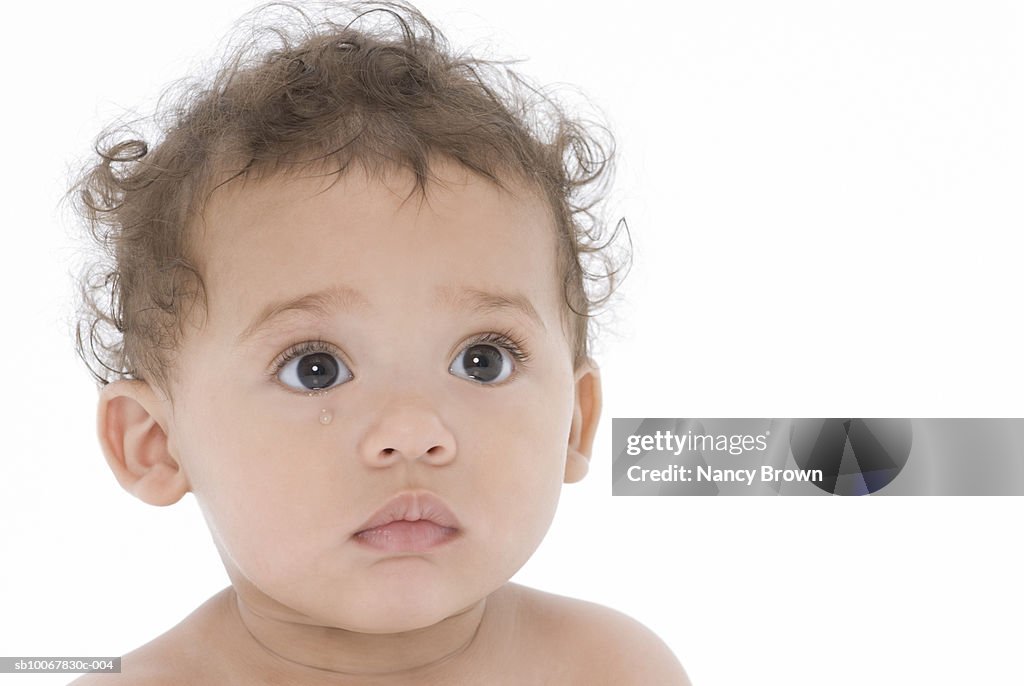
[358,404,457,468]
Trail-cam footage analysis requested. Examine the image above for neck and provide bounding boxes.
[225,585,488,681]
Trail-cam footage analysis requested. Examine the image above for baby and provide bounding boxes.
[68,2,689,684]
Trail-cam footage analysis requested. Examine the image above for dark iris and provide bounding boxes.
[296,353,340,389]
[461,344,503,383]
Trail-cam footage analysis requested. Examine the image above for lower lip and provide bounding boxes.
[353,520,460,553]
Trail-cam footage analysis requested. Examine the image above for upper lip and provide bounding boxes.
[354,490,461,534]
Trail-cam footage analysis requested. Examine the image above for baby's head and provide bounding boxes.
[71,1,626,634]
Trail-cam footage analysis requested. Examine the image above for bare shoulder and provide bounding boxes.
[64,644,197,686]
[66,589,233,686]
[506,583,692,686]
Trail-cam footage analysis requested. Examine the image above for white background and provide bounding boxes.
[2,1,1023,684]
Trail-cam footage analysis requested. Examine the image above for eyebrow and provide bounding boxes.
[235,283,547,344]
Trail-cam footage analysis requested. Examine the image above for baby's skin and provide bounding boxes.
[72,582,687,684]
[73,160,689,685]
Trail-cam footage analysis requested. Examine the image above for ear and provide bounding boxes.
[565,359,602,484]
[96,380,189,506]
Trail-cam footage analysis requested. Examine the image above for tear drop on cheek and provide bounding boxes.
[319,409,333,425]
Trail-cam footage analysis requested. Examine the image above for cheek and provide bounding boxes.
[174,386,336,568]
[472,428,566,574]
[463,371,574,539]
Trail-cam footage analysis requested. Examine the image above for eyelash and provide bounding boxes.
[267,330,533,388]
[268,338,345,381]
[467,330,533,373]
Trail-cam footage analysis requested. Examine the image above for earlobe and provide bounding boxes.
[565,359,602,484]
[97,380,189,506]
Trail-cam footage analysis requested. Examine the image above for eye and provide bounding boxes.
[449,332,528,385]
[275,342,353,392]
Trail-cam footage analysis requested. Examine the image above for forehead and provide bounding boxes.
[193,161,562,337]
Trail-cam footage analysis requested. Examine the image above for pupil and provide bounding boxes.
[297,353,339,389]
[463,344,502,382]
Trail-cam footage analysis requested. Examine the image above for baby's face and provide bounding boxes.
[164,160,592,632]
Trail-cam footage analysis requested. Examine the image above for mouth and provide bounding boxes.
[353,490,461,553]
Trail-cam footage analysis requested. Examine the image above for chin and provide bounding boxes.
[339,586,471,634]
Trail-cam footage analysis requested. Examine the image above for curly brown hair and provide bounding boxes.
[68,1,629,399]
